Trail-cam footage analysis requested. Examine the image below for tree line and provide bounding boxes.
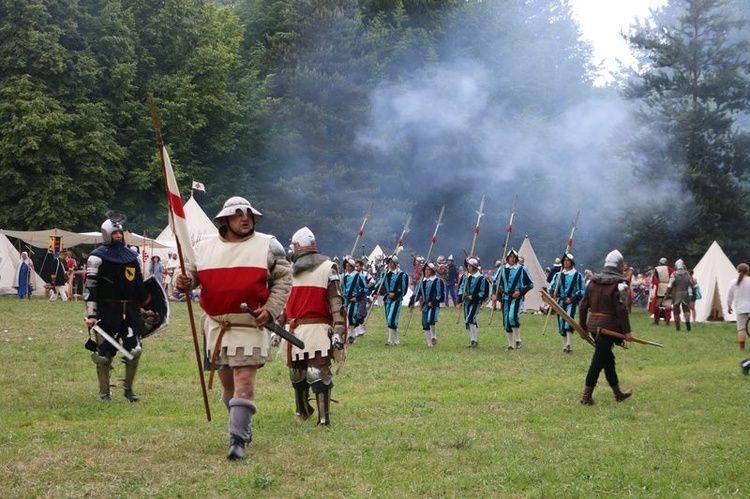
[1,0,749,269]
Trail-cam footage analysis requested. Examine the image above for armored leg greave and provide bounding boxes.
[91,353,112,401]
[315,389,331,426]
[293,380,314,420]
[122,350,141,402]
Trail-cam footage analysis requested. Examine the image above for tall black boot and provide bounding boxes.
[122,351,141,402]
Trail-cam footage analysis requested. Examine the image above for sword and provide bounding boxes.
[239,303,305,349]
[90,323,135,360]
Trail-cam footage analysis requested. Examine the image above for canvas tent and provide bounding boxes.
[155,195,217,251]
[692,241,737,322]
[517,236,549,313]
[0,228,171,250]
[0,233,46,296]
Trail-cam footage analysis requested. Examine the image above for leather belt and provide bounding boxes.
[208,321,257,389]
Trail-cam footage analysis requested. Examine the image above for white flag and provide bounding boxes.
[162,148,196,263]
[192,180,206,192]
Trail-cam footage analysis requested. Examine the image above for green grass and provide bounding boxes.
[1,297,748,498]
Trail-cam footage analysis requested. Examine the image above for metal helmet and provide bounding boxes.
[658,257,668,265]
[387,254,399,266]
[344,255,356,268]
[467,256,480,269]
[416,256,425,264]
[291,226,317,254]
[101,211,126,245]
[436,255,446,265]
[604,249,624,271]
[213,196,263,226]
[447,254,454,261]
[675,258,685,270]
[563,252,575,265]
[506,249,518,260]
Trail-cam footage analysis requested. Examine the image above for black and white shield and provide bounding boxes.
[141,276,170,339]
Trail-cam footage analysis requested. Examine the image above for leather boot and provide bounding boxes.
[580,386,595,405]
[612,385,633,402]
[685,320,691,331]
[293,380,314,421]
[316,389,331,426]
[227,398,256,460]
[674,314,680,331]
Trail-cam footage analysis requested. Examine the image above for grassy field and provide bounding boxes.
[1,296,749,498]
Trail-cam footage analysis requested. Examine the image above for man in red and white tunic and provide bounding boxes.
[279,226,346,426]
[176,196,291,461]
[649,257,674,325]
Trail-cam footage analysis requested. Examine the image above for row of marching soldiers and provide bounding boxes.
[339,249,569,352]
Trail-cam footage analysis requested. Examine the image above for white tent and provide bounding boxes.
[0,233,46,296]
[517,235,549,313]
[368,244,385,262]
[692,241,737,322]
[155,195,217,249]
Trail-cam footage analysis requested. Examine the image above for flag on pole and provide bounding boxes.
[163,148,196,263]
[191,180,206,192]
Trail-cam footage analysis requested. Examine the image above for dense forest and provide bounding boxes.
[1,0,749,271]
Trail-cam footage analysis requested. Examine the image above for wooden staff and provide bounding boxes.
[150,97,211,422]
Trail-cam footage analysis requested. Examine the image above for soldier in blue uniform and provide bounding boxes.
[342,256,369,344]
[375,255,409,346]
[458,257,490,348]
[548,253,585,353]
[412,262,445,348]
[492,249,533,350]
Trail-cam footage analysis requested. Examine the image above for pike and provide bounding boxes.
[405,205,445,332]
[349,203,373,258]
[489,194,518,326]
[457,195,486,324]
[542,210,580,336]
[597,327,664,348]
[90,323,135,360]
[364,214,412,325]
[150,97,211,422]
[239,303,305,349]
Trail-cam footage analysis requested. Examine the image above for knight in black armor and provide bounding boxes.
[84,212,151,402]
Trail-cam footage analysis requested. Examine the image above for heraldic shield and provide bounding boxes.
[141,276,170,339]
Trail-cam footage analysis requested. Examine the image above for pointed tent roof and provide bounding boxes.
[692,241,737,322]
[518,235,548,313]
[0,233,46,296]
[156,195,218,246]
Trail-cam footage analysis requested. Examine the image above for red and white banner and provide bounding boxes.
[163,147,196,263]
[192,180,206,192]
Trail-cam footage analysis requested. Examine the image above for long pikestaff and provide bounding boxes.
[405,205,445,332]
[456,195,486,324]
[150,97,211,422]
[364,214,412,325]
[489,194,518,326]
[349,203,373,258]
[542,210,580,336]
